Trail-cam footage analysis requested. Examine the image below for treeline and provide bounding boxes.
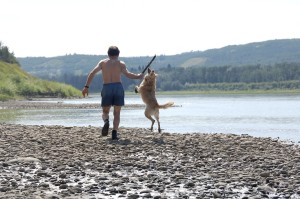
[184,81,300,91]
[42,62,300,92]
[157,62,300,90]
[0,42,19,65]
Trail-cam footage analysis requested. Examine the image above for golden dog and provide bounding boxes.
[135,68,174,132]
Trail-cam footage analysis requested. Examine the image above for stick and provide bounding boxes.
[135,54,156,94]
[142,55,156,74]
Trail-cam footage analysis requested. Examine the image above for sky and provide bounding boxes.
[1,0,300,58]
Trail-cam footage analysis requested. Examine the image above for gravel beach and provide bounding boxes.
[1,123,300,199]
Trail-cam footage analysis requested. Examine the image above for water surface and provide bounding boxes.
[1,94,300,143]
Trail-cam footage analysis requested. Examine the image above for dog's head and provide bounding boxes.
[143,68,157,85]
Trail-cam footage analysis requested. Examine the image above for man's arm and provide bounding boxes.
[82,62,102,97]
[85,63,102,86]
[120,62,143,79]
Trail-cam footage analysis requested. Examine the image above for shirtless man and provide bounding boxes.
[82,46,143,140]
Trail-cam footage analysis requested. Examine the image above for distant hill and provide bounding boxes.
[195,39,300,67]
[18,39,300,78]
[0,61,81,101]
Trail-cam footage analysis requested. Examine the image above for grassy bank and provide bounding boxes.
[0,61,81,101]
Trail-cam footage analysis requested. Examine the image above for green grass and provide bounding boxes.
[0,61,81,101]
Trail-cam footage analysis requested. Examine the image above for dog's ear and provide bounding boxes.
[148,68,151,74]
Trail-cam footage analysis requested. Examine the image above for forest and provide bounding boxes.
[44,62,300,92]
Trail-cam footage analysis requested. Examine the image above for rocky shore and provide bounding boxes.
[1,124,300,198]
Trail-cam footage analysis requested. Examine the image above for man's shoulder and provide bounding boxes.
[99,58,109,63]
[100,58,124,64]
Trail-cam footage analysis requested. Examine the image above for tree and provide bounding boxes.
[0,41,20,65]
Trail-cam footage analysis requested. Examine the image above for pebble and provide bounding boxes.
[0,123,300,198]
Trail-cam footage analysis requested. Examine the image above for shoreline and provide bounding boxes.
[0,100,146,110]
[1,124,300,198]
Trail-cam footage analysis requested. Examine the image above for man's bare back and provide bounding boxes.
[100,58,124,84]
[84,57,140,86]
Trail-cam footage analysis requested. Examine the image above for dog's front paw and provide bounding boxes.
[134,86,139,93]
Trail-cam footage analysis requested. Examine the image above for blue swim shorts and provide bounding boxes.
[101,82,125,107]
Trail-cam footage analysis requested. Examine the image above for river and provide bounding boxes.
[1,93,300,143]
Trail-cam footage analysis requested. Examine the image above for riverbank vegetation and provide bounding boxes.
[47,62,300,94]
[0,41,19,65]
[0,61,81,101]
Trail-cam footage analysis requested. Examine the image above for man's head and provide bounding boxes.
[108,46,120,57]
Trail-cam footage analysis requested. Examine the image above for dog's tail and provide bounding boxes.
[159,102,174,109]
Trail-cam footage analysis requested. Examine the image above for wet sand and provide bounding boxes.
[1,123,300,198]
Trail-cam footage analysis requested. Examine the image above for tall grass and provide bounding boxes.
[0,61,81,101]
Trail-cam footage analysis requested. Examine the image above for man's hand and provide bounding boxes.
[135,86,139,93]
[82,87,89,98]
[138,73,144,79]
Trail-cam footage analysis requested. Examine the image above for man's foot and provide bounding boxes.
[112,130,119,140]
[102,119,109,136]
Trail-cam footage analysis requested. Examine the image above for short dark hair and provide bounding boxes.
[107,46,120,56]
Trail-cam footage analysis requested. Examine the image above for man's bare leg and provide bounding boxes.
[101,106,110,136]
[113,106,121,130]
[112,106,121,140]
[102,106,110,121]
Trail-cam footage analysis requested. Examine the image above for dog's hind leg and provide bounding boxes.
[154,111,161,133]
[145,110,155,131]
[146,115,155,131]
